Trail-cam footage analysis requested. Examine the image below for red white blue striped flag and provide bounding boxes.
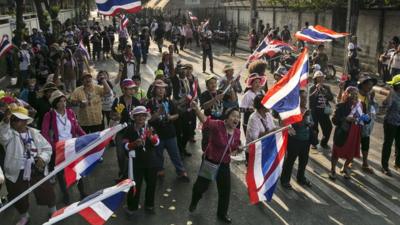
[96,0,142,16]
[295,25,349,43]
[55,126,121,188]
[44,179,135,225]
[0,35,13,58]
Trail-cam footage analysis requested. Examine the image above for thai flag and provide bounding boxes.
[96,0,142,16]
[248,38,295,62]
[45,179,135,225]
[55,127,116,188]
[120,14,129,30]
[246,130,288,204]
[295,25,349,43]
[0,35,13,58]
[79,39,90,60]
[261,48,309,125]
[188,11,198,20]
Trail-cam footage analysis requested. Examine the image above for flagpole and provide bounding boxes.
[42,180,135,225]
[0,123,127,214]
[222,36,271,95]
[242,125,291,149]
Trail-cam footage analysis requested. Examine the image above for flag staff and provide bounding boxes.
[0,123,127,214]
[242,125,291,149]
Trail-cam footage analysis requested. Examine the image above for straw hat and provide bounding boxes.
[153,79,168,87]
[130,106,151,120]
[10,106,33,124]
[49,90,66,105]
[223,64,234,72]
[313,71,325,79]
[40,82,58,93]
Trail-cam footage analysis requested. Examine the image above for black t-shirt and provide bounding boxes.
[199,90,224,120]
[123,124,158,168]
[112,96,141,126]
[146,98,177,139]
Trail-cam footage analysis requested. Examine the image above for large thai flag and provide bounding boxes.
[0,35,13,58]
[96,0,142,16]
[246,130,288,204]
[45,179,135,225]
[248,38,295,62]
[261,48,309,125]
[295,25,349,43]
[55,127,116,188]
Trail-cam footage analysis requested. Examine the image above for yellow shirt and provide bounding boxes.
[70,85,104,126]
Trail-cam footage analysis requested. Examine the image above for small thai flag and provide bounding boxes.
[44,179,135,225]
[79,39,91,60]
[246,130,288,204]
[188,11,198,20]
[55,126,119,188]
[295,25,349,43]
[0,35,13,58]
[248,38,296,62]
[120,14,129,30]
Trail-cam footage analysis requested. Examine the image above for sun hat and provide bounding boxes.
[153,79,168,87]
[313,71,325,79]
[223,64,234,72]
[358,76,378,88]
[40,82,58,93]
[246,73,266,87]
[49,90,66,105]
[130,105,151,120]
[121,79,137,89]
[154,69,164,78]
[387,74,400,86]
[10,106,33,124]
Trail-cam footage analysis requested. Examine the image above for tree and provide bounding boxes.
[14,0,25,46]
[33,0,50,31]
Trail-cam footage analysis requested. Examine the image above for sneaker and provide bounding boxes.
[124,207,137,216]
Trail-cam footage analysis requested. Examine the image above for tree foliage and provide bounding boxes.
[265,0,400,10]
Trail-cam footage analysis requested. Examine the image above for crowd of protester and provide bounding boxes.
[0,12,399,225]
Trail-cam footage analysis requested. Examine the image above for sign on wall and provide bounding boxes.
[185,0,200,5]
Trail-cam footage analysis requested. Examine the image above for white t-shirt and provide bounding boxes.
[240,90,263,109]
[56,112,73,141]
[390,52,400,69]
[19,131,38,170]
[19,50,31,71]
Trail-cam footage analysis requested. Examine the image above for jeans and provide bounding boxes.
[155,137,186,174]
[312,109,333,147]
[191,163,231,216]
[381,121,400,169]
[202,49,213,72]
[280,137,310,184]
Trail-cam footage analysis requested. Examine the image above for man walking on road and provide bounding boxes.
[201,27,214,73]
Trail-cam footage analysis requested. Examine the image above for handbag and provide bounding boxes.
[198,134,234,181]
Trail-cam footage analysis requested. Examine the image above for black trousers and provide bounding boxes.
[191,163,230,216]
[312,109,333,147]
[230,41,237,56]
[202,50,213,72]
[135,56,141,75]
[175,111,194,155]
[280,137,310,184]
[127,167,157,210]
[381,121,400,169]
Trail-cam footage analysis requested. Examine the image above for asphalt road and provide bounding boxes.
[1,18,400,225]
